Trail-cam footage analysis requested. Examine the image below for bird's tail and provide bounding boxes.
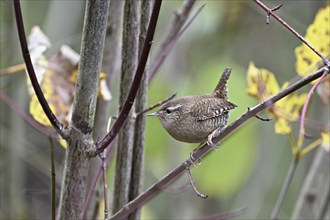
[213,68,232,100]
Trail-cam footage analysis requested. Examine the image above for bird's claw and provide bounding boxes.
[188,151,202,168]
[207,134,220,149]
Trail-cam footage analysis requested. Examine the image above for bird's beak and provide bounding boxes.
[147,111,159,116]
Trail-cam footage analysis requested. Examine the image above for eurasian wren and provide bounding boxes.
[148,68,236,146]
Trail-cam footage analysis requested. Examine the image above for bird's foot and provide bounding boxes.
[207,128,222,149]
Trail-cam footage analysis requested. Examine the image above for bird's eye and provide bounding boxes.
[165,108,172,115]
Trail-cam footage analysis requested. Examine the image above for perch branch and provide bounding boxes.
[110,67,328,219]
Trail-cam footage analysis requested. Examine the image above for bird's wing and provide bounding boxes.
[190,98,236,121]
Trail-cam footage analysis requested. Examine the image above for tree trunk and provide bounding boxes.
[112,0,140,216]
[128,1,152,220]
[291,148,330,219]
[88,1,123,218]
[57,0,109,219]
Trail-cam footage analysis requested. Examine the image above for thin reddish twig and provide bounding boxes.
[81,140,116,219]
[100,152,109,220]
[185,166,208,199]
[254,0,329,66]
[300,71,328,136]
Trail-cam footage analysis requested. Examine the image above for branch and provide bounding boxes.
[291,148,330,219]
[128,1,152,219]
[48,137,56,220]
[81,140,116,219]
[271,155,299,219]
[70,1,110,138]
[158,0,195,49]
[300,72,328,136]
[272,69,328,219]
[135,93,176,116]
[254,0,329,66]
[112,0,140,214]
[13,0,64,134]
[94,0,163,155]
[57,0,110,219]
[200,207,247,220]
[110,67,327,219]
[93,0,124,140]
[0,90,57,137]
[148,2,205,82]
[100,153,109,220]
[186,165,207,199]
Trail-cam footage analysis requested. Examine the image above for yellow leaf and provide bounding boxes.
[247,62,307,134]
[295,4,330,76]
[28,31,110,126]
[98,72,112,101]
[321,130,330,152]
[57,137,68,148]
[275,118,292,134]
[276,86,307,121]
[26,27,111,148]
[246,62,280,100]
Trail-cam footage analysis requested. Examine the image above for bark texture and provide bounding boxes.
[291,148,330,219]
[57,0,109,219]
[93,0,124,139]
[128,1,152,220]
[112,0,140,215]
[89,1,124,218]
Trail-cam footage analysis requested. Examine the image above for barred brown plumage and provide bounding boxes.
[148,68,236,147]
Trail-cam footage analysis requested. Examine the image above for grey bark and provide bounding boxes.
[87,1,123,218]
[291,148,330,219]
[93,0,124,139]
[88,1,123,218]
[57,0,110,219]
[112,0,140,215]
[128,1,152,220]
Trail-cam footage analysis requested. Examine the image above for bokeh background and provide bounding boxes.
[1,1,329,219]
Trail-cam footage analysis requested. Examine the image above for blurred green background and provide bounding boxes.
[0,1,328,219]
